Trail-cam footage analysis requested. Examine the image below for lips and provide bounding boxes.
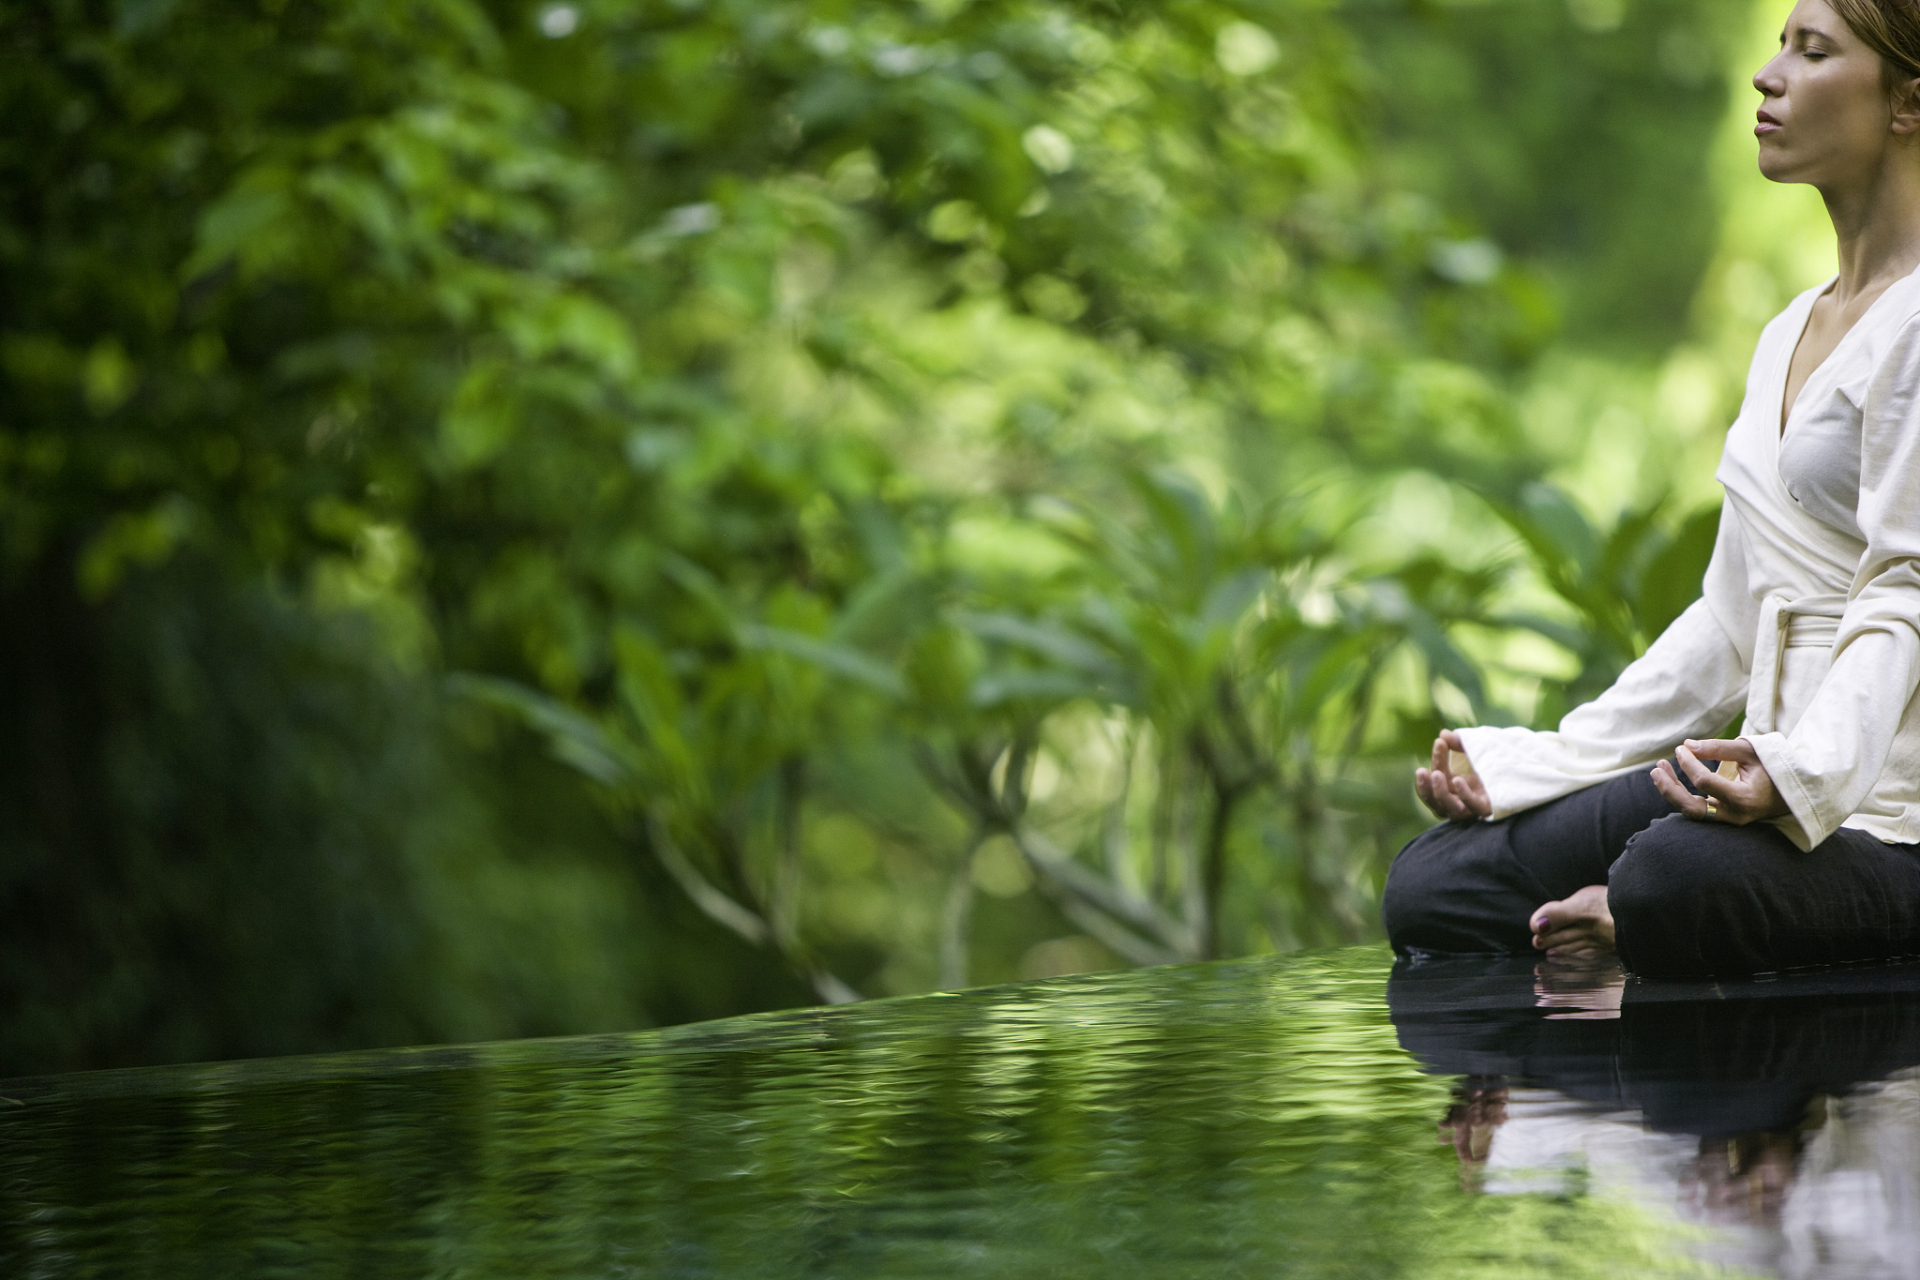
[1756,109,1783,135]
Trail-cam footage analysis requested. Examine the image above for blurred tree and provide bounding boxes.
[0,0,1741,1073]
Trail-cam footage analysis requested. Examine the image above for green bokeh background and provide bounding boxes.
[0,0,1836,1075]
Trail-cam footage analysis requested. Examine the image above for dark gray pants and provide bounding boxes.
[1382,767,1920,977]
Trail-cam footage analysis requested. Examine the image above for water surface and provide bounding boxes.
[8,945,1920,1278]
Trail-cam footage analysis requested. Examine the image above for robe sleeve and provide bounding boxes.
[1453,498,1754,820]
[1747,318,1920,851]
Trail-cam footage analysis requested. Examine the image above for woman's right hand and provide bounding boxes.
[1416,730,1492,823]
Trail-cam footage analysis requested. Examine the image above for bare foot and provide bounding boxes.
[1679,1132,1800,1225]
[1439,1082,1508,1170]
[1530,885,1615,959]
[1533,958,1625,1020]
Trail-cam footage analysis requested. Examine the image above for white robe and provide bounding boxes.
[1457,270,1920,852]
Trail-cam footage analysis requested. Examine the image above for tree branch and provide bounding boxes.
[1011,821,1195,956]
[918,739,1195,959]
[648,814,771,946]
[938,852,976,991]
[645,814,862,1005]
[1032,876,1180,967]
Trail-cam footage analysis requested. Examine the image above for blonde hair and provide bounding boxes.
[1829,0,1920,88]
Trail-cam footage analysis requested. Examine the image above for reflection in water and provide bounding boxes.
[8,947,1920,1278]
[1393,954,1920,1277]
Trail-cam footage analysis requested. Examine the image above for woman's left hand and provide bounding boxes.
[1650,737,1791,825]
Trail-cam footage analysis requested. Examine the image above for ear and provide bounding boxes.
[1893,76,1920,134]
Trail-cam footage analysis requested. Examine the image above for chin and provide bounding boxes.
[1755,152,1806,185]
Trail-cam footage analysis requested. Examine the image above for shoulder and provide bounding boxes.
[1855,269,1920,369]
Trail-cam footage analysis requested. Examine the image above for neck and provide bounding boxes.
[1820,150,1920,299]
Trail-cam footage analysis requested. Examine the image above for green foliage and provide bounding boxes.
[0,0,1745,1071]
[1348,0,1752,352]
[1481,483,1723,722]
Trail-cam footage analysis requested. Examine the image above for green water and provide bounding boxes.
[14,945,1920,1279]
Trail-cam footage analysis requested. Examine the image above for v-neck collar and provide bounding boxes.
[1778,262,1920,438]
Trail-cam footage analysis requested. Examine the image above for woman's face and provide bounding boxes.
[1753,0,1907,188]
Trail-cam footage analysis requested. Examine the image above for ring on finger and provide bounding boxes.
[1704,799,1719,821]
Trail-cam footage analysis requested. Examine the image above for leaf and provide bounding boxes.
[1199,566,1270,632]
[660,554,738,636]
[1126,467,1215,580]
[832,564,932,649]
[969,668,1102,708]
[439,358,518,468]
[184,172,296,279]
[1514,481,1599,576]
[500,291,640,382]
[952,610,1119,676]
[1404,613,1488,714]
[1637,503,1720,638]
[737,624,908,699]
[448,674,633,787]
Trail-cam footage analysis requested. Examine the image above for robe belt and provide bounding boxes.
[1744,593,1848,736]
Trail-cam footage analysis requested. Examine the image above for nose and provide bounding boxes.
[1754,49,1787,98]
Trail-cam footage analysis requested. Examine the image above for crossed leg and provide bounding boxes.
[1384,765,1920,976]
[1383,769,1669,958]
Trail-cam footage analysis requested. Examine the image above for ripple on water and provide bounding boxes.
[7,945,1920,1278]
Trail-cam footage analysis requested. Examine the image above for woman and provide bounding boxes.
[1383,0,1920,978]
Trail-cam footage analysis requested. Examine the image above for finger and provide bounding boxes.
[1686,739,1754,788]
[1685,737,1757,765]
[1449,774,1486,817]
[1459,774,1493,817]
[1651,761,1710,817]
[1674,746,1743,805]
[1417,769,1462,819]
[1422,746,1454,808]
[1430,737,1451,774]
[1687,762,1745,807]
[1673,744,1714,789]
[1440,728,1465,753]
[1650,758,1687,802]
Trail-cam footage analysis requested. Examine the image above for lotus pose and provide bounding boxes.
[1384,0,1920,977]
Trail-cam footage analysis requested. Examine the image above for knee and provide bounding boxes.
[1381,824,1452,938]
[1608,817,1742,972]
[1608,818,1710,918]
[1381,821,1528,954]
